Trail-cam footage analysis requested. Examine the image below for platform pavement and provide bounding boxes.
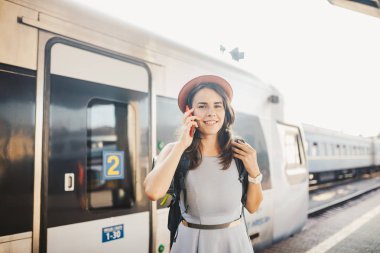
[258,188,380,253]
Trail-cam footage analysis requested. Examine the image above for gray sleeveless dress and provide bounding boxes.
[170,156,254,253]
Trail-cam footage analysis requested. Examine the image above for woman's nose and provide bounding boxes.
[206,108,216,116]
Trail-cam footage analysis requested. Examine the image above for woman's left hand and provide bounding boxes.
[232,140,261,177]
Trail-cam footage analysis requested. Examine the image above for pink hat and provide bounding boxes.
[177,75,233,112]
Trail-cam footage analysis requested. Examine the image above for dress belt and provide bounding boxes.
[181,217,241,230]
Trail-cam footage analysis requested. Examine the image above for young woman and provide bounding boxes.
[144,75,263,252]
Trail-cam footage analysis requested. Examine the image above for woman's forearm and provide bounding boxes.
[144,142,186,200]
[245,182,263,213]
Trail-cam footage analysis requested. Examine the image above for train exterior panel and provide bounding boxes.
[0,0,308,252]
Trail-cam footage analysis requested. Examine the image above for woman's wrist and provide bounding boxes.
[174,141,187,153]
[248,171,261,178]
[248,164,261,178]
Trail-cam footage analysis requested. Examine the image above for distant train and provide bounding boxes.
[303,123,380,186]
[0,1,309,253]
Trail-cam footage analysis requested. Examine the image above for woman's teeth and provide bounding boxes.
[204,121,217,125]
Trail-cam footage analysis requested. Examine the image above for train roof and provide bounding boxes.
[302,123,373,141]
[9,0,269,88]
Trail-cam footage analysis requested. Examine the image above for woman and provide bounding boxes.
[144,75,263,252]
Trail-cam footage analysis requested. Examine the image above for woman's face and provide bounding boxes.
[191,88,226,136]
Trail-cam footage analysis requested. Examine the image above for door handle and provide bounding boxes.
[65,173,75,191]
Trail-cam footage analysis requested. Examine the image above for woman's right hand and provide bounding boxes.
[178,108,200,149]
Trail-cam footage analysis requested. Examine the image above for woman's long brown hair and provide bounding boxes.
[183,82,235,170]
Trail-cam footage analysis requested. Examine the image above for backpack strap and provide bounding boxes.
[233,137,249,236]
[168,154,190,249]
[235,156,248,205]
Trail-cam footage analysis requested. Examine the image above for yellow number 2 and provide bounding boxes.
[107,155,120,176]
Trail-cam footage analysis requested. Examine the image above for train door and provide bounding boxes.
[39,35,151,253]
[274,123,308,240]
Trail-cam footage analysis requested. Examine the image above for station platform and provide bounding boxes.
[259,187,380,253]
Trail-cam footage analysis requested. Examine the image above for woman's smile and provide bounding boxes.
[204,120,218,126]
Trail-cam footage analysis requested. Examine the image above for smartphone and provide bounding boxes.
[185,105,195,137]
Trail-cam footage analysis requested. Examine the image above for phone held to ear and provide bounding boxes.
[185,105,195,137]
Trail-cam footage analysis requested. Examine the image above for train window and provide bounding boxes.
[156,96,183,152]
[327,144,331,155]
[331,144,335,155]
[311,142,318,156]
[87,99,136,209]
[155,96,183,209]
[322,143,327,156]
[0,64,35,236]
[234,112,271,190]
[336,144,341,156]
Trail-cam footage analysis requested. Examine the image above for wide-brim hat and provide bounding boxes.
[177,75,233,112]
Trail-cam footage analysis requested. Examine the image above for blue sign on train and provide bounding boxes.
[102,224,124,243]
[103,151,124,180]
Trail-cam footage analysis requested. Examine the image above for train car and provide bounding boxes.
[0,0,308,252]
[303,123,380,185]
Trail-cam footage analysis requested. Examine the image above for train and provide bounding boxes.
[303,123,380,186]
[0,0,308,252]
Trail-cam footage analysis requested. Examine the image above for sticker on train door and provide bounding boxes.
[103,151,124,180]
[102,224,124,243]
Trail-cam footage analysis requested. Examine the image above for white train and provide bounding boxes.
[303,123,380,185]
[0,1,308,252]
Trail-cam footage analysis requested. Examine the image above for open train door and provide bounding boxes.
[37,32,152,253]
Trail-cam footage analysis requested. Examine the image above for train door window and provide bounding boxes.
[343,145,347,155]
[336,144,341,156]
[234,112,271,190]
[277,123,307,185]
[285,135,302,164]
[87,99,136,209]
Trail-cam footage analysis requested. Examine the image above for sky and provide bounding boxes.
[78,0,380,137]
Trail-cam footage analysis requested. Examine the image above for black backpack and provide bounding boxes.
[167,149,249,249]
